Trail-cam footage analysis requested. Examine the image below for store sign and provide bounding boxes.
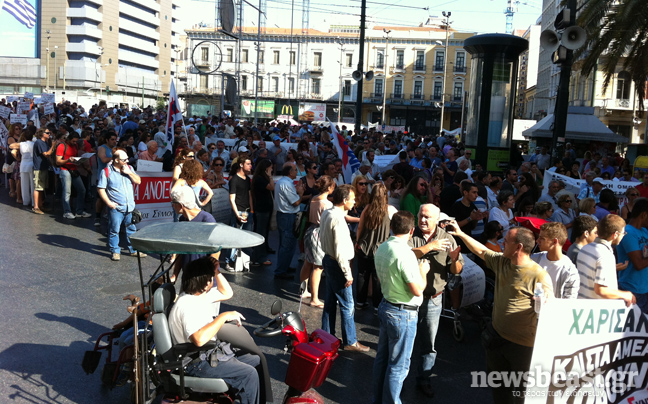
[298,103,326,121]
[240,99,275,118]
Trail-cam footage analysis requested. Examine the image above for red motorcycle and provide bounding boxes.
[254,291,340,404]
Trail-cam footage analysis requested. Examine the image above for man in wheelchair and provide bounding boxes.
[167,256,261,404]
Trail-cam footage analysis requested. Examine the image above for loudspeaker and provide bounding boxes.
[540,30,560,52]
[562,26,586,50]
[352,70,363,81]
[365,71,374,81]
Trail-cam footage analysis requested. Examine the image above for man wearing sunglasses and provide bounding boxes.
[32,128,54,214]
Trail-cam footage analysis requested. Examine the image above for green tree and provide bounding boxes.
[578,0,648,106]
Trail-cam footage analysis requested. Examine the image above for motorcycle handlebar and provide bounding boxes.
[253,316,283,338]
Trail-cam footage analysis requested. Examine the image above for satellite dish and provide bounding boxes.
[219,0,236,34]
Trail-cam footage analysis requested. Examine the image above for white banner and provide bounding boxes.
[373,154,399,175]
[542,171,637,205]
[460,256,486,308]
[6,96,19,103]
[43,103,54,115]
[211,188,232,224]
[0,106,10,119]
[524,299,648,403]
[24,92,33,100]
[10,114,27,125]
[17,102,31,114]
[41,93,55,103]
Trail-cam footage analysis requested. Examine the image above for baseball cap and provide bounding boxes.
[360,160,371,167]
[439,212,455,222]
[593,177,605,184]
[238,146,248,153]
[139,120,146,124]
[273,135,281,141]
[170,186,197,210]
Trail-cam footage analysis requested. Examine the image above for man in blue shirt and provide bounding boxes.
[97,149,143,261]
[617,198,648,313]
[274,163,304,278]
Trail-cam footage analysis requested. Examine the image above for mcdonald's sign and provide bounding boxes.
[281,104,293,115]
[275,102,298,120]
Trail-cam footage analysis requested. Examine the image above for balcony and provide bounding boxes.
[391,93,404,99]
[433,64,444,72]
[67,6,102,23]
[308,66,323,74]
[453,95,463,102]
[431,94,442,101]
[370,92,383,98]
[614,99,631,108]
[308,93,323,100]
[413,64,426,72]
[454,65,467,73]
[66,25,102,39]
[374,63,384,70]
[410,93,424,100]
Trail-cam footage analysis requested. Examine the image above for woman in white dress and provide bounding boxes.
[489,190,516,237]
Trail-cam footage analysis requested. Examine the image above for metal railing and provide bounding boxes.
[453,65,466,73]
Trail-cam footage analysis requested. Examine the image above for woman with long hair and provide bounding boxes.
[299,175,335,308]
[388,173,405,209]
[482,221,504,252]
[429,173,444,207]
[17,130,35,207]
[173,147,194,184]
[171,159,213,208]
[295,155,307,177]
[347,175,371,232]
[205,157,228,190]
[533,201,554,220]
[400,175,428,217]
[355,183,397,310]
[568,162,581,179]
[621,187,640,221]
[297,139,314,160]
[7,124,22,202]
[250,159,275,267]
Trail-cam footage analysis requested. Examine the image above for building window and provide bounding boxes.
[345,53,353,68]
[374,78,383,96]
[453,82,463,101]
[290,51,296,65]
[393,79,403,97]
[396,50,404,69]
[434,51,444,71]
[241,75,248,91]
[455,51,465,71]
[376,50,384,68]
[201,47,209,62]
[273,50,280,64]
[433,81,442,100]
[272,76,279,92]
[314,52,322,67]
[259,50,264,64]
[200,75,208,91]
[312,78,321,94]
[616,71,631,100]
[343,80,352,97]
[257,77,263,92]
[288,77,295,93]
[226,48,233,62]
[413,80,423,99]
[415,50,424,70]
[242,49,248,63]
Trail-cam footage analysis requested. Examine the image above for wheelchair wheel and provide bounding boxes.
[452,322,465,342]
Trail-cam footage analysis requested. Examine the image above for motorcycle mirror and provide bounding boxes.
[270,300,283,316]
[299,280,308,296]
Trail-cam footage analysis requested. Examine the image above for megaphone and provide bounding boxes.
[562,26,586,50]
[365,71,374,81]
[540,29,560,52]
[352,70,363,81]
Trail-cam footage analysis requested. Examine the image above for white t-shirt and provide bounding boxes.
[531,252,580,299]
[576,239,617,299]
[20,140,35,171]
[168,288,225,345]
[489,206,515,237]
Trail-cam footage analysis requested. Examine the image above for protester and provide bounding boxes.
[566,215,598,264]
[531,222,580,299]
[250,159,274,267]
[617,198,648,312]
[56,131,92,219]
[274,163,305,279]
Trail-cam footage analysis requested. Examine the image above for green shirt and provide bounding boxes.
[400,193,427,218]
[375,236,423,306]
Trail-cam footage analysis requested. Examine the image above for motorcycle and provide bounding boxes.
[254,282,340,404]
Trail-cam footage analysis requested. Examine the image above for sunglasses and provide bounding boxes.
[186,155,195,158]
[358,182,369,186]
[213,163,223,167]
[629,193,639,197]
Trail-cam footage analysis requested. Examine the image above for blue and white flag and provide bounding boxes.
[2,0,37,29]
[165,80,183,153]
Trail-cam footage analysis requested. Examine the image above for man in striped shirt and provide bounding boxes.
[575,214,635,306]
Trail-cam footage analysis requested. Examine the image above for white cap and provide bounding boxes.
[170,186,197,210]
[238,146,248,153]
[439,212,454,222]
[593,177,605,184]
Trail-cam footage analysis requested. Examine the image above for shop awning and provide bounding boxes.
[522,107,628,143]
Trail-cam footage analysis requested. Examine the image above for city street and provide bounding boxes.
[0,192,491,404]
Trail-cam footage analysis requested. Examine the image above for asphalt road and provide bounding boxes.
[0,190,492,404]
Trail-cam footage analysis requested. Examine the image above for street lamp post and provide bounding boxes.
[46,30,50,91]
[439,11,451,136]
[53,45,58,91]
[337,39,344,124]
[382,29,391,126]
[98,47,104,98]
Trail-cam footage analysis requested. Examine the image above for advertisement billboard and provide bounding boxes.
[0,0,39,58]
[298,103,326,121]
[240,99,275,119]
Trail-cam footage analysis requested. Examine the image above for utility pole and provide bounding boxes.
[254,0,262,125]
[381,29,391,126]
[354,0,367,135]
[439,11,451,136]
[46,31,50,91]
[337,39,344,123]
[54,46,58,91]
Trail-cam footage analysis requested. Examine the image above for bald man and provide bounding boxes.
[138,140,163,162]
[409,203,463,397]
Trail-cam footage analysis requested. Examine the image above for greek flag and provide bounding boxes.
[328,118,360,184]
[2,0,37,29]
[165,80,184,153]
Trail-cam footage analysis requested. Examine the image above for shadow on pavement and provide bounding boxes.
[36,234,108,258]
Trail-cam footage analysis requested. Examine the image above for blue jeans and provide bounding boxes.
[60,169,86,214]
[251,211,271,263]
[184,353,260,404]
[321,255,357,346]
[414,294,443,385]
[275,211,297,274]
[373,300,418,404]
[223,212,254,264]
[108,209,136,254]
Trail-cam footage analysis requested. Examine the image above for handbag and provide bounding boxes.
[131,209,143,225]
[2,161,15,174]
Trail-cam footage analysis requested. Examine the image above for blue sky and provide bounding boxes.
[179,0,542,35]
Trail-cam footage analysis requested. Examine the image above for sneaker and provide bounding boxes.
[222,263,239,272]
[76,211,92,218]
[94,218,101,227]
[129,251,147,258]
[63,212,76,219]
[111,253,121,261]
[355,302,369,310]
[343,342,370,353]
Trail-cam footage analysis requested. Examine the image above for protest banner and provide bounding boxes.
[210,188,232,224]
[373,154,399,175]
[10,114,27,125]
[460,256,486,307]
[542,171,637,206]
[41,93,55,103]
[518,299,648,403]
[43,103,54,115]
[6,96,19,103]
[133,171,174,228]
[17,102,31,114]
[24,92,33,100]
[0,106,10,119]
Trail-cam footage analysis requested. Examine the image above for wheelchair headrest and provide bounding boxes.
[153,283,176,314]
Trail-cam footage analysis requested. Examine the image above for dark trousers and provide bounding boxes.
[252,211,271,262]
[356,250,382,308]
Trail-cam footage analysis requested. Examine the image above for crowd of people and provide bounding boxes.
[2,96,647,404]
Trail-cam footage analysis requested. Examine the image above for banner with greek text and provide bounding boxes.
[542,171,638,205]
[133,171,174,228]
[519,299,648,403]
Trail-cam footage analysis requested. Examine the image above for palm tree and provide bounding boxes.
[577,0,648,107]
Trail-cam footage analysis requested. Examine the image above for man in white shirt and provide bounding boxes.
[538,180,560,210]
[274,163,305,279]
[320,185,369,353]
[576,214,635,306]
[531,222,580,299]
